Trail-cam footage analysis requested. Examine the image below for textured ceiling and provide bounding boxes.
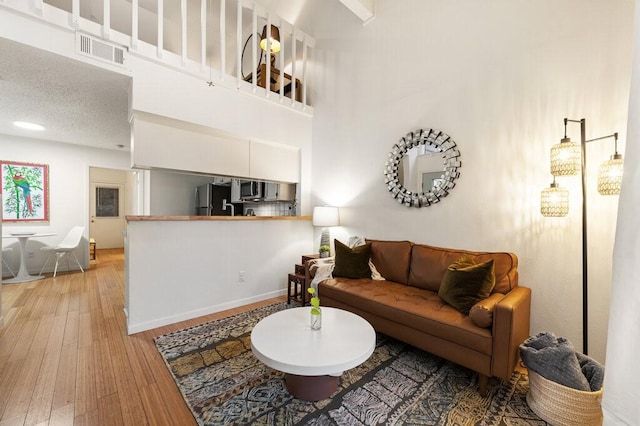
[0,37,131,151]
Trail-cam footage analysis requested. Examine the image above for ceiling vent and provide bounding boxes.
[76,33,127,67]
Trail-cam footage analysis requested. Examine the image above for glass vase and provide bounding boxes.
[310,307,322,330]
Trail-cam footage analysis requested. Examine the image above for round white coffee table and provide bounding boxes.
[250,306,376,401]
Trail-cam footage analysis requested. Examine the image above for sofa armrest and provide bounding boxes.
[491,286,531,381]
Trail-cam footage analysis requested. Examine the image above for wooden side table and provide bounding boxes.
[89,238,96,260]
[287,254,319,305]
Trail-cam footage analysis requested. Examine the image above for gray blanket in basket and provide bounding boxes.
[520,332,604,392]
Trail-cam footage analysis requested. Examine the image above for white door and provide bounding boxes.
[90,183,125,249]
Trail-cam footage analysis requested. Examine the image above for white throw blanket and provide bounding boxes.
[309,258,335,290]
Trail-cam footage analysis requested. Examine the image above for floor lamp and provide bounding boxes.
[540,118,624,355]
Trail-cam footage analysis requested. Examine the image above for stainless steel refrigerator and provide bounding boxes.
[195,183,233,216]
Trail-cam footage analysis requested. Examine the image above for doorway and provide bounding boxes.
[89,167,135,249]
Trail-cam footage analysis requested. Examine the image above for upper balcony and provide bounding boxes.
[1,0,314,114]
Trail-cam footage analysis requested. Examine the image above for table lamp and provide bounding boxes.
[312,206,339,256]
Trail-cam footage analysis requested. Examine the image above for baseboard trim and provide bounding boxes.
[126,289,286,335]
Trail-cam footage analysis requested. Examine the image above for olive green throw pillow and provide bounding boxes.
[438,255,496,315]
[333,239,372,279]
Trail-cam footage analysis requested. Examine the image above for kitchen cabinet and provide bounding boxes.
[132,113,303,185]
[212,177,232,185]
[264,182,277,201]
[264,182,296,202]
[132,114,250,177]
[249,140,300,183]
[231,179,241,203]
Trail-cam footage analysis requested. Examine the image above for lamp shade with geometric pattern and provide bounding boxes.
[541,180,569,217]
[550,137,581,176]
[597,154,624,195]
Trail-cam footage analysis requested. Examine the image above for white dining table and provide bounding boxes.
[2,232,56,284]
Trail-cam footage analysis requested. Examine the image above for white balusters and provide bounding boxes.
[181,0,187,66]
[251,5,257,91]
[200,0,207,69]
[72,0,79,29]
[302,36,308,107]
[103,0,110,39]
[6,0,314,110]
[236,0,242,86]
[157,0,163,59]
[131,0,138,50]
[219,0,226,80]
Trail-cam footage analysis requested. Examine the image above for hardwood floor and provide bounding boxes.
[0,249,283,425]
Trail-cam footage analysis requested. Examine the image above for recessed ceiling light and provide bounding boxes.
[13,121,45,131]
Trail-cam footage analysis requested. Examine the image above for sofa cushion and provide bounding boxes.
[333,240,372,279]
[469,293,504,328]
[408,244,518,294]
[348,236,386,280]
[366,240,413,285]
[438,256,496,315]
[319,278,493,355]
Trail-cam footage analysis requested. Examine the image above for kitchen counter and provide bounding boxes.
[126,215,311,221]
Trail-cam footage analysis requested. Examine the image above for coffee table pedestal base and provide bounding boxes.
[285,373,338,401]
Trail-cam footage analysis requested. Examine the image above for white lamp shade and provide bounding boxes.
[312,206,340,227]
[540,182,569,217]
[597,155,624,195]
[550,138,581,176]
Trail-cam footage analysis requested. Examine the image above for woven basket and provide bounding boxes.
[527,370,603,426]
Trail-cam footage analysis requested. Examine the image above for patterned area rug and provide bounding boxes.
[154,302,547,425]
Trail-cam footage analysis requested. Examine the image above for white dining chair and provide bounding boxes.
[39,226,85,277]
[2,247,16,278]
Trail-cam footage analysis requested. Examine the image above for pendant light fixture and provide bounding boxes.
[540,177,569,217]
[597,133,624,195]
[550,118,581,176]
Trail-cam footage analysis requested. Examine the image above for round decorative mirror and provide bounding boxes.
[384,128,461,207]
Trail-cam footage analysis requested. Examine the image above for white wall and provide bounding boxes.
[1,135,130,274]
[301,0,634,363]
[129,56,314,214]
[126,218,313,333]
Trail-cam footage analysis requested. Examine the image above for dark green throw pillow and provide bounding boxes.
[438,255,496,315]
[333,239,372,279]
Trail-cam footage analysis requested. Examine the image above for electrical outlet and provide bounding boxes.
[239,271,246,282]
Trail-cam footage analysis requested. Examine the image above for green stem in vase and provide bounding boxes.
[308,287,321,315]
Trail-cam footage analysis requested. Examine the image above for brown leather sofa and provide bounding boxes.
[306,239,531,395]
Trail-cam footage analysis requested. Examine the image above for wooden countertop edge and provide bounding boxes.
[126,215,312,222]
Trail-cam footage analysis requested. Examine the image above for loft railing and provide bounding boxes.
[2,0,314,112]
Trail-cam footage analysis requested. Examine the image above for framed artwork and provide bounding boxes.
[1,161,49,222]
